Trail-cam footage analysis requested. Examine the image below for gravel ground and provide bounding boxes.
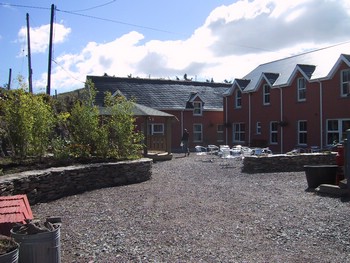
[32,153,350,263]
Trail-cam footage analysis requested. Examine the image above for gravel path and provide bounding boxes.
[32,153,350,263]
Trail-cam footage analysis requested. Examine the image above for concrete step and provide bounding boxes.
[315,184,348,197]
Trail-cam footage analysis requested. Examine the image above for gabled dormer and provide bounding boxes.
[186,92,204,116]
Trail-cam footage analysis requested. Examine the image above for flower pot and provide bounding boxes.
[0,235,19,263]
[304,165,338,188]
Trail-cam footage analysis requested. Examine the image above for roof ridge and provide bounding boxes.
[260,40,350,67]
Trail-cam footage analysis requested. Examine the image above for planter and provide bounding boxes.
[11,225,61,263]
[0,235,19,263]
[304,165,338,188]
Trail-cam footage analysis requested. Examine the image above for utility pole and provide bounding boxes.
[7,68,12,90]
[46,4,55,95]
[26,13,33,93]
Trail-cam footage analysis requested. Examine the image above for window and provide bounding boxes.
[233,123,245,143]
[341,69,350,97]
[297,77,306,101]
[298,120,307,145]
[217,124,224,142]
[263,84,270,105]
[235,89,242,108]
[270,121,278,144]
[256,122,261,135]
[193,124,202,142]
[193,101,202,116]
[327,119,350,144]
[148,123,164,135]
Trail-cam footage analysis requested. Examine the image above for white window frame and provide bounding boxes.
[235,89,242,109]
[263,84,270,105]
[270,121,278,144]
[193,123,203,142]
[326,119,350,144]
[341,69,350,97]
[297,77,306,102]
[193,101,203,116]
[233,123,245,143]
[256,122,261,135]
[217,124,224,142]
[298,120,307,145]
[148,123,164,135]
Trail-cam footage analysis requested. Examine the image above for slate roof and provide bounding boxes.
[98,103,175,118]
[226,41,350,94]
[88,76,232,111]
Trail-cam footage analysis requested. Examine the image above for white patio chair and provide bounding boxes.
[195,145,208,155]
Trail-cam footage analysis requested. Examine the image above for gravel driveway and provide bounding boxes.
[32,153,350,263]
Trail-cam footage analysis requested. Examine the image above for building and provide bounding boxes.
[223,42,350,153]
[88,76,232,152]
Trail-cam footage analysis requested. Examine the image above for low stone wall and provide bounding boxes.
[242,153,337,173]
[0,158,152,205]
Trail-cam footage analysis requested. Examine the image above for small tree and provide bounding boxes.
[103,93,144,159]
[67,80,100,158]
[0,79,56,159]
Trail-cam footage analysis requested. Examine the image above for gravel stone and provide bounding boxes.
[32,154,350,263]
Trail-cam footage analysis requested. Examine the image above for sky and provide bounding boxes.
[1,0,350,94]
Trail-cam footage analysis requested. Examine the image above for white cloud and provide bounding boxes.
[18,23,71,55]
[33,0,350,93]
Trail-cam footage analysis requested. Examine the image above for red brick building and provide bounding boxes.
[88,76,231,152]
[223,42,350,153]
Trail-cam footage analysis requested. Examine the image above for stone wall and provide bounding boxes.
[0,158,152,205]
[242,153,337,173]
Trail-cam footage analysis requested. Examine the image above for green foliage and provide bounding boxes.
[0,75,144,163]
[67,80,100,158]
[0,89,55,159]
[102,93,144,159]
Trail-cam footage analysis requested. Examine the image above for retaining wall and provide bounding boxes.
[242,153,337,173]
[0,158,152,205]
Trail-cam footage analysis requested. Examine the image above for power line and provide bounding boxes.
[69,0,117,12]
[56,8,186,37]
[0,2,50,10]
[52,59,85,84]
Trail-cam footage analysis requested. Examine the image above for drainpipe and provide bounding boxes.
[248,93,251,147]
[181,110,184,133]
[279,87,283,154]
[318,81,324,149]
[225,96,228,145]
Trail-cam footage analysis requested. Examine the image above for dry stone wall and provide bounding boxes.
[242,153,337,173]
[0,158,152,205]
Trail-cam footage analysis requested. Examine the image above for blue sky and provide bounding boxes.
[1,0,350,94]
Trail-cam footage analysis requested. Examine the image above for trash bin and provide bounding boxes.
[11,225,61,263]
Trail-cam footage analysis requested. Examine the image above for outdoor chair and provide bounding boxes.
[195,145,208,155]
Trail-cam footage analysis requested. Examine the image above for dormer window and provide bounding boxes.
[263,84,270,105]
[235,89,242,108]
[297,77,306,102]
[193,101,202,116]
[341,69,350,97]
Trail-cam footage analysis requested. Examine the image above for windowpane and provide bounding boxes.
[297,78,306,101]
[233,123,245,142]
[270,121,278,144]
[298,121,307,145]
[193,101,202,115]
[341,70,350,97]
[235,90,242,108]
[193,124,202,142]
[263,84,270,105]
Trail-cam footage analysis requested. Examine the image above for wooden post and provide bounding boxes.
[46,4,55,95]
[26,13,33,93]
